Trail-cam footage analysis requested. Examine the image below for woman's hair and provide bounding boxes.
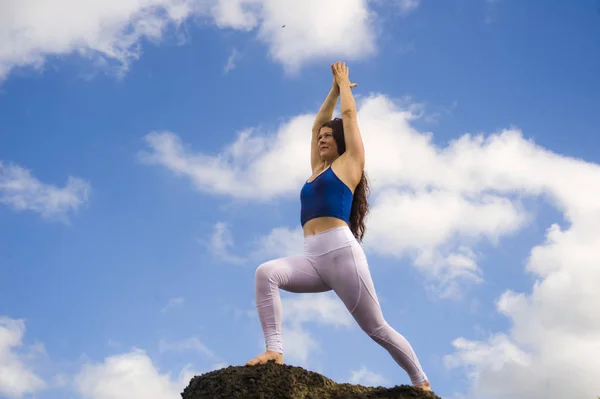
[320,118,370,242]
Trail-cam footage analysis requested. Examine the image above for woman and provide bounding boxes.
[245,62,432,392]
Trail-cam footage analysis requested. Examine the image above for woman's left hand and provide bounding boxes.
[331,61,353,88]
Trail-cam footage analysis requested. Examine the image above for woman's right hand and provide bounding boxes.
[331,69,357,94]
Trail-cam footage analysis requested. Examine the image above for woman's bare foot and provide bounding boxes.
[415,380,432,392]
[245,350,284,366]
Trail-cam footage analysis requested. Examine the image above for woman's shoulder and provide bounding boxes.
[310,161,327,175]
[331,155,362,188]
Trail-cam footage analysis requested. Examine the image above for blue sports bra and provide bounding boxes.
[300,167,353,226]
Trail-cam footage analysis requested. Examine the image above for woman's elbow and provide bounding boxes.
[341,108,356,118]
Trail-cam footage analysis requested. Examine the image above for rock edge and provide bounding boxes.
[181,361,441,399]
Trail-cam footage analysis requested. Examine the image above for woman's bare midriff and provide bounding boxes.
[302,216,349,237]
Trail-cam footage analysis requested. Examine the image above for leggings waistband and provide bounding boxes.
[303,225,357,256]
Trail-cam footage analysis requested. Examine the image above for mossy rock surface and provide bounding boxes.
[181,361,441,399]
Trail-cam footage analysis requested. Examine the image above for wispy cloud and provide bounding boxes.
[281,294,354,329]
[396,0,421,15]
[201,222,248,264]
[158,337,215,359]
[204,223,355,365]
[0,161,90,221]
[280,327,319,366]
[484,0,502,24]
[160,297,185,313]
[223,48,241,74]
[251,226,304,261]
[246,293,355,366]
[200,222,303,266]
[278,293,354,365]
[348,366,389,387]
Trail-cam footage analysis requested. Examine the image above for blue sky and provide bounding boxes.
[1,1,600,398]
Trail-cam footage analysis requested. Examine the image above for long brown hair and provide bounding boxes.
[321,118,370,242]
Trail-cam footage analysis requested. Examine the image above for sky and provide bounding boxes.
[0,0,599,398]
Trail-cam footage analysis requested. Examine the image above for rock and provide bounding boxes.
[181,361,440,399]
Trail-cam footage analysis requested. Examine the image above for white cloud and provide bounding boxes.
[201,222,248,264]
[0,161,90,221]
[222,304,256,321]
[365,188,527,297]
[52,373,69,388]
[223,47,241,73]
[348,365,389,387]
[445,334,532,379]
[415,246,482,299]
[160,297,185,313]
[72,349,195,399]
[206,225,353,364]
[158,337,215,359]
[143,91,600,397]
[209,0,258,30]
[251,226,304,260]
[207,0,378,73]
[199,222,302,265]
[282,294,354,328]
[247,0,377,74]
[279,293,354,364]
[249,293,355,366]
[0,0,194,81]
[280,327,318,365]
[484,0,501,24]
[0,0,398,81]
[396,0,421,15]
[139,121,313,199]
[444,221,600,399]
[0,317,46,398]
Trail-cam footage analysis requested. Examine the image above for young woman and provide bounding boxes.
[246,62,432,392]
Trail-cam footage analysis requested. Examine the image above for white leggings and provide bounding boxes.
[253,225,428,386]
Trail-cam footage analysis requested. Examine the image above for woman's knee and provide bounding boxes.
[255,259,283,283]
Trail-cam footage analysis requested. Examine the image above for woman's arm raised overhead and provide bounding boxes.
[310,66,357,173]
[310,84,338,172]
[333,62,365,169]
